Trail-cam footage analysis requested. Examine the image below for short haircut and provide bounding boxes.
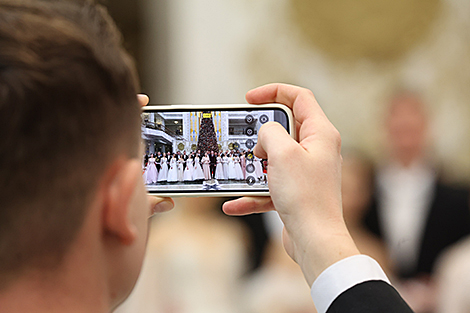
[0,0,141,287]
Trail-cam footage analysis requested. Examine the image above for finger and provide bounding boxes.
[254,121,300,163]
[223,196,274,216]
[245,83,324,124]
[148,196,174,217]
[247,84,339,154]
[138,94,150,107]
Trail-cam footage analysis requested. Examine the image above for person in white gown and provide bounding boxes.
[215,155,225,180]
[142,156,148,183]
[167,155,178,182]
[253,156,263,180]
[145,154,158,184]
[222,153,229,180]
[227,154,237,180]
[240,152,246,179]
[184,157,193,182]
[177,156,184,182]
[202,153,211,180]
[234,155,244,180]
[192,155,205,180]
[157,155,168,182]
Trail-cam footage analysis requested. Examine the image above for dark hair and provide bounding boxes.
[0,0,141,287]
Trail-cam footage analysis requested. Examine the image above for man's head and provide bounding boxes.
[385,91,429,166]
[0,0,149,304]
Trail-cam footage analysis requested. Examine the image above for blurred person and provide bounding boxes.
[434,235,470,313]
[364,92,470,312]
[0,0,412,310]
[341,151,390,274]
[242,239,318,313]
[243,210,317,313]
[116,198,250,313]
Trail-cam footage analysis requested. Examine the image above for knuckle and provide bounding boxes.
[330,127,342,152]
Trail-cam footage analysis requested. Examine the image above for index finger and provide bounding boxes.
[246,83,337,153]
[245,83,326,125]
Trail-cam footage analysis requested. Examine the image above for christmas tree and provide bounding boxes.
[196,111,219,154]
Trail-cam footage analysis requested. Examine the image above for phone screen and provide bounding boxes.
[141,107,290,194]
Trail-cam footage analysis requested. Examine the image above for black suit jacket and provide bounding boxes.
[364,182,470,278]
[327,281,413,313]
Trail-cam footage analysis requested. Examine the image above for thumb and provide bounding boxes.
[254,121,299,163]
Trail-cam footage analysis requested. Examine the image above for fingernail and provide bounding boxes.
[153,200,174,214]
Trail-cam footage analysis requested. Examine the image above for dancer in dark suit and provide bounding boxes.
[155,151,162,172]
[209,150,217,178]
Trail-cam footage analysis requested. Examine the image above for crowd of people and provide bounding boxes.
[142,149,265,184]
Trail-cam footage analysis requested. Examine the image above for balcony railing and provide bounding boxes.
[142,121,185,141]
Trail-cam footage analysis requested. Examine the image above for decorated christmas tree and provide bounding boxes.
[196,111,219,154]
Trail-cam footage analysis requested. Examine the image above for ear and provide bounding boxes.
[101,158,142,245]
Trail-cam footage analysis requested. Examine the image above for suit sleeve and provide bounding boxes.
[326,280,414,313]
[311,255,413,313]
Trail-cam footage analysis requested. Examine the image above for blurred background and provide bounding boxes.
[102,0,470,312]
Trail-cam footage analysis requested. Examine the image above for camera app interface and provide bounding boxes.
[141,108,289,193]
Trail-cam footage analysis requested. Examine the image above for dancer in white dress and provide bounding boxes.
[227,154,237,180]
[167,155,178,182]
[184,157,194,182]
[222,153,229,179]
[215,156,225,180]
[192,155,205,180]
[142,156,148,183]
[177,157,184,182]
[202,153,211,180]
[253,156,263,180]
[234,155,244,180]
[240,153,246,179]
[145,155,158,184]
[157,156,168,182]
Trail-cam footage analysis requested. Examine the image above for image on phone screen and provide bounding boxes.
[141,107,290,194]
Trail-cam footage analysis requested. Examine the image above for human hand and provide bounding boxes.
[138,94,174,216]
[223,84,359,285]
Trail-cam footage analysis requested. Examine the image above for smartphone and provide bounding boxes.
[141,103,294,197]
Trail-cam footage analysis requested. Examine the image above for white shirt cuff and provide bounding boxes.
[310,255,390,313]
